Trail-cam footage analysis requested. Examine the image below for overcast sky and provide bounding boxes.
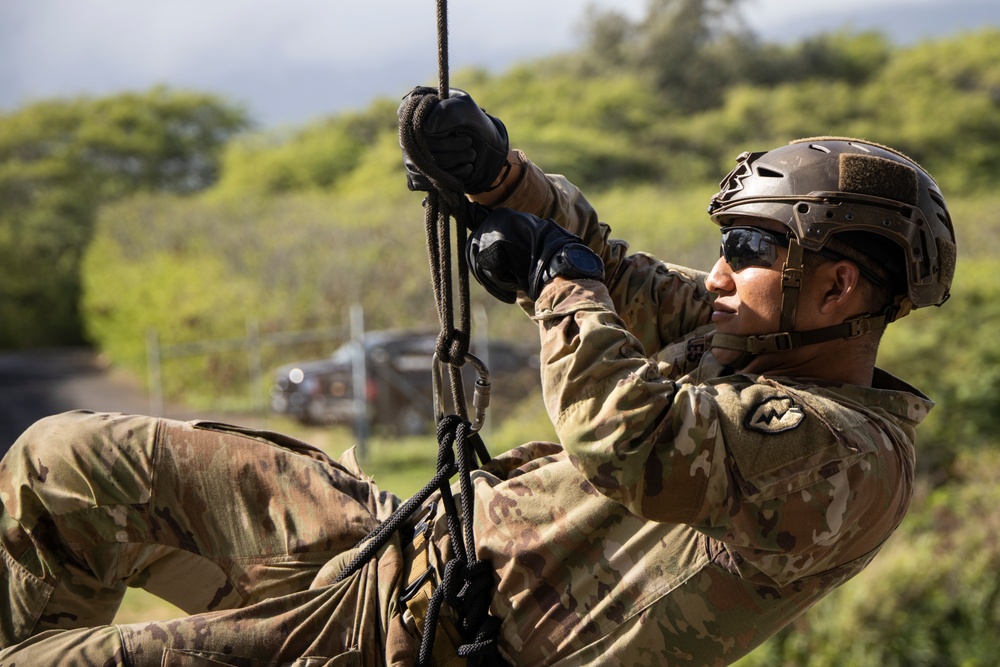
[2,0,998,129]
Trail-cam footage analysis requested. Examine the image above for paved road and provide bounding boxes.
[0,348,252,458]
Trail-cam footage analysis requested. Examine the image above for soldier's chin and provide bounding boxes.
[710,345,749,370]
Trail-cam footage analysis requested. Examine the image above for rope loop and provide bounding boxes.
[401,89,466,198]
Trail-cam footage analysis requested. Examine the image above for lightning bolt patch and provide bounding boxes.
[745,396,806,434]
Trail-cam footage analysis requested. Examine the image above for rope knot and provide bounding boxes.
[436,328,470,366]
[454,560,505,665]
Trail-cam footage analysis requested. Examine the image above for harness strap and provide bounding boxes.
[401,507,465,667]
[778,237,805,333]
[710,312,889,356]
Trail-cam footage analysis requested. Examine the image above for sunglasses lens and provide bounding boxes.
[721,227,780,270]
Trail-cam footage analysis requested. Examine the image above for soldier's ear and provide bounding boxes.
[818,261,863,315]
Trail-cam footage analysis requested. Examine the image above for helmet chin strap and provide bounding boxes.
[710,237,892,367]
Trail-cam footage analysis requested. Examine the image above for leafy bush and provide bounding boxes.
[0,88,247,346]
[82,189,438,403]
[212,99,399,196]
[876,258,1000,481]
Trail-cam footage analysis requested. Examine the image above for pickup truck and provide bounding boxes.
[270,330,538,435]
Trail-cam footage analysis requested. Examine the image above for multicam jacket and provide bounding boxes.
[451,154,932,665]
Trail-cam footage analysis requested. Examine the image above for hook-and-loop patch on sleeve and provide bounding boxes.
[709,379,873,501]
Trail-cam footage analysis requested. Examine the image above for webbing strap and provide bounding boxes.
[401,508,467,667]
[710,313,889,356]
[778,237,805,333]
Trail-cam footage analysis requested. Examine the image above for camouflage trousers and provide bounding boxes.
[0,410,420,666]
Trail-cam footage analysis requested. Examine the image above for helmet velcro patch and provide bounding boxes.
[839,153,919,206]
[937,236,957,293]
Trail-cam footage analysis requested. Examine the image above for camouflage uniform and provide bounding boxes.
[465,154,929,664]
[0,413,423,665]
[0,154,931,666]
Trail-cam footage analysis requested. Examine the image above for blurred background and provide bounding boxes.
[2,1,999,663]
[4,0,997,127]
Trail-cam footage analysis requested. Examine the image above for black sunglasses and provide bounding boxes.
[720,226,786,271]
[720,225,889,287]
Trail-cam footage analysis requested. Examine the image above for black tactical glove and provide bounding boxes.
[466,207,604,303]
[399,87,510,195]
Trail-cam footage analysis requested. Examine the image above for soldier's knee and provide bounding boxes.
[8,410,107,463]
[4,411,158,499]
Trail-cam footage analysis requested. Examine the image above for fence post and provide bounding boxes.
[146,328,164,417]
[350,304,369,461]
[246,319,264,427]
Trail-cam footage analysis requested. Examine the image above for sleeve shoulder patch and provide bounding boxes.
[707,379,866,498]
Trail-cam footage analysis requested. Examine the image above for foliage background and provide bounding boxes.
[3,0,999,662]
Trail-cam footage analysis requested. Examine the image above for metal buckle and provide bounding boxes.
[746,332,794,354]
[411,500,437,540]
[847,316,873,338]
[400,568,435,605]
[399,500,438,606]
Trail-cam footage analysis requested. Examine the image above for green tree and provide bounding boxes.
[0,87,247,347]
[578,0,755,112]
[212,100,397,197]
[734,30,893,89]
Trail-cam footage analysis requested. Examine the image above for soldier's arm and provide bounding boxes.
[485,151,715,354]
[537,278,912,582]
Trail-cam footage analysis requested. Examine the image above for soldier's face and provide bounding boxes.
[705,220,787,367]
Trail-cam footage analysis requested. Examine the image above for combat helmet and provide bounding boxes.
[707,137,957,357]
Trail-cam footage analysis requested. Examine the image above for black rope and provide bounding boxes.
[332,421,457,584]
[399,87,477,415]
[413,419,505,667]
[334,2,507,665]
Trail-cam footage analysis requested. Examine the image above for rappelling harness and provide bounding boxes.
[332,2,508,665]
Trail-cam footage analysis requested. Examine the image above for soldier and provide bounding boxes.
[0,89,955,666]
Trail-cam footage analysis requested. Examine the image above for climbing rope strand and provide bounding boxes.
[399,89,473,378]
[456,421,478,563]
[416,423,506,667]
[331,443,456,585]
[404,3,508,653]
[436,0,449,98]
[334,1,507,664]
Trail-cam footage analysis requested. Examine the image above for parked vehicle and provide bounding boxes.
[270,330,538,435]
